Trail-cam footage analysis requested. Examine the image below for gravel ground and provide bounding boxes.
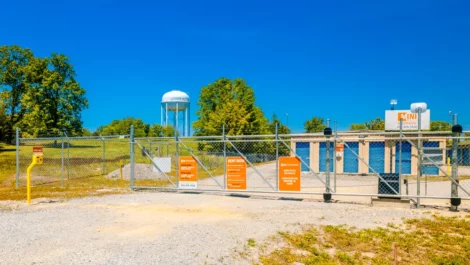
[0,192,466,265]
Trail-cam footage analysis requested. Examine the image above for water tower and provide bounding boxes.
[161,90,190,137]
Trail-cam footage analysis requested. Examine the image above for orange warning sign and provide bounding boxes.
[335,143,344,152]
[179,157,197,182]
[279,157,301,191]
[226,157,247,190]
[33,146,43,155]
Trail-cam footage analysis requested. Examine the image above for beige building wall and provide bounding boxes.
[358,141,369,174]
[291,135,447,177]
[335,152,344,174]
[310,142,320,172]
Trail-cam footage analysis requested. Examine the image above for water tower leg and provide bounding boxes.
[183,110,186,137]
[176,103,179,137]
[165,103,168,127]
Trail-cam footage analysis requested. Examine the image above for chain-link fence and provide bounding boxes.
[16,134,131,193]
[11,126,470,208]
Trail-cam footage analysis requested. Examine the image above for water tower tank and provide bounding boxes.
[162,90,190,111]
[161,90,191,136]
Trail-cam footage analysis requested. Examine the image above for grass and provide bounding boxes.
[254,215,470,265]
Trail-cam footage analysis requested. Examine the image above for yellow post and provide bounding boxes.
[27,158,37,204]
[120,159,123,181]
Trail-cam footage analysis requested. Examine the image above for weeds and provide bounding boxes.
[256,215,470,265]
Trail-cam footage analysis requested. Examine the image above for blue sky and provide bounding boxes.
[2,0,469,133]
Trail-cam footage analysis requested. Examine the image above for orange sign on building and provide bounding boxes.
[335,143,344,152]
[179,156,198,189]
[279,157,301,192]
[226,157,247,190]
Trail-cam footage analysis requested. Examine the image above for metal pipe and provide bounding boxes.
[326,119,331,193]
[175,130,179,188]
[334,121,337,193]
[275,123,279,191]
[15,127,19,188]
[417,108,422,208]
[130,125,135,190]
[400,118,406,196]
[451,114,459,211]
[61,134,64,188]
[223,124,227,190]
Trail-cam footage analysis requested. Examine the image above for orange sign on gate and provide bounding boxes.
[226,157,247,190]
[179,157,197,182]
[279,157,301,192]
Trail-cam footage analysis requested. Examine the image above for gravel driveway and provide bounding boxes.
[1,192,465,265]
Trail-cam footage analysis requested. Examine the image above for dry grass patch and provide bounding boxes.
[253,215,470,265]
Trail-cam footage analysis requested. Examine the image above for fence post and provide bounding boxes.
[333,121,337,193]
[15,127,19,188]
[324,119,332,202]
[130,125,135,190]
[102,136,106,175]
[416,108,422,208]
[175,127,179,188]
[275,123,279,191]
[451,114,460,211]
[399,118,405,196]
[223,124,227,190]
[61,133,65,188]
[63,130,70,180]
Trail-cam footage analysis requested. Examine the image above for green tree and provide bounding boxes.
[19,53,88,136]
[430,121,451,131]
[148,124,176,137]
[193,77,269,136]
[365,117,385,130]
[0,45,88,139]
[96,117,148,137]
[0,45,34,141]
[349,123,367,130]
[81,128,92,136]
[268,114,291,135]
[304,116,326,133]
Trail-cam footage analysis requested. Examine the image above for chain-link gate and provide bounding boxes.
[13,125,470,209]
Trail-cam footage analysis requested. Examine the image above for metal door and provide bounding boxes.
[343,142,359,173]
[422,141,440,175]
[396,141,411,174]
[296,142,310,172]
[369,142,385,174]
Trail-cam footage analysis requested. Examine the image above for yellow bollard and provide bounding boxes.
[27,154,43,204]
[26,161,36,204]
[120,159,123,181]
